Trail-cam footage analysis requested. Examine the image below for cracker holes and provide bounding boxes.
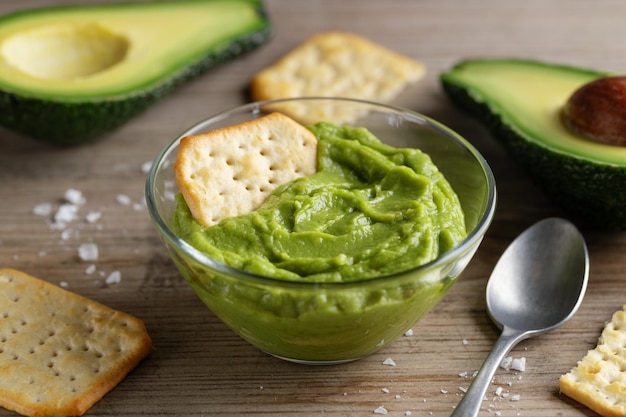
[1,312,8,319]
[47,361,60,376]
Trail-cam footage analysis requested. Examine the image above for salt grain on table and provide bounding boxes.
[78,243,99,261]
[33,202,53,216]
[116,194,132,205]
[63,188,85,205]
[373,405,388,415]
[105,270,121,285]
[85,211,102,223]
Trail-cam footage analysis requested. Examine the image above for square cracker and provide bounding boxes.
[250,31,426,124]
[0,268,152,417]
[560,305,626,417]
[174,112,318,227]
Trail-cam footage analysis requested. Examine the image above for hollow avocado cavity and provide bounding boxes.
[1,23,129,80]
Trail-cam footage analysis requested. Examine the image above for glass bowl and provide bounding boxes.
[146,97,496,364]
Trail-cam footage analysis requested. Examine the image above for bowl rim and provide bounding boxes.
[145,97,497,289]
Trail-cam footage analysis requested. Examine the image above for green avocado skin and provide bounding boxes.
[441,59,626,230]
[0,1,271,145]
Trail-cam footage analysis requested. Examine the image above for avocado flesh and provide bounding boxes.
[441,59,626,230]
[0,0,270,144]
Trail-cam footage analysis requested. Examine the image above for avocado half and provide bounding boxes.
[0,0,271,145]
[440,58,626,230]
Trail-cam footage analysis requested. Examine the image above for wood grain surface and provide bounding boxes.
[1,1,625,416]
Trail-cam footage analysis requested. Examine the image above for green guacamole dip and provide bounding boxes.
[173,122,466,282]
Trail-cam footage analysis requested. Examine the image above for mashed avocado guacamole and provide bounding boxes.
[173,122,466,282]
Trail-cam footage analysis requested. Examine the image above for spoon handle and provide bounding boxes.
[450,327,525,417]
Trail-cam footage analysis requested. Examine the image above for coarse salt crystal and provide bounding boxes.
[59,281,69,288]
[383,358,396,366]
[382,388,390,394]
[511,357,526,372]
[404,329,414,336]
[405,412,412,416]
[85,264,96,275]
[374,406,388,415]
[105,271,121,285]
[64,188,85,205]
[85,211,102,223]
[78,243,98,261]
[54,203,79,225]
[60,228,75,241]
[511,394,521,401]
[33,202,53,216]
[116,194,131,205]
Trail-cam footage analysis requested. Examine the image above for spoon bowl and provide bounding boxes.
[451,217,589,417]
[487,217,589,334]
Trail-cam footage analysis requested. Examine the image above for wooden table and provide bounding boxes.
[1,1,625,416]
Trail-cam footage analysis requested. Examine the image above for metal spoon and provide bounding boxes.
[450,217,589,417]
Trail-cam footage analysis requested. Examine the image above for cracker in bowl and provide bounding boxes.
[0,268,152,417]
[560,305,626,417]
[250,31,426,124]
[174,111,318,227]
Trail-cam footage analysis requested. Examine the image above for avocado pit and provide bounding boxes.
[1,23,129,81]
[562,76,626,147]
